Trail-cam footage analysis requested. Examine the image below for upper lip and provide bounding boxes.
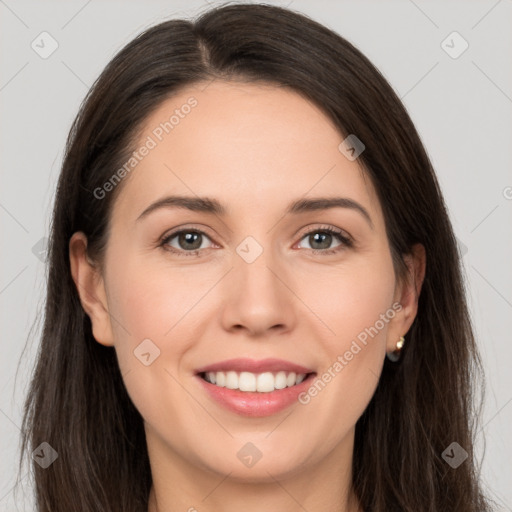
[195,358,315,375]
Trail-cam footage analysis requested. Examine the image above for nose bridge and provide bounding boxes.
[220,233,296,335]
[235,233,284,303]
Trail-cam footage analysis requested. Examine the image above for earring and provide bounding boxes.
[386,335,405,362]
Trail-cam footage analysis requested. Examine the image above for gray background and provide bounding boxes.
[1,0,511,509]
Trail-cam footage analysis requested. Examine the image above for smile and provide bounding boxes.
[199,370,310,393]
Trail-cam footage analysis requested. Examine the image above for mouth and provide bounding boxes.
[197,370,317,393]
[195,370,317,417]
[193,357,317,416]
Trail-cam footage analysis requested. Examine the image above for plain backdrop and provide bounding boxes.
[1,0,511,510]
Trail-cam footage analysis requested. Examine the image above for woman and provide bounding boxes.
[19,3,493,511]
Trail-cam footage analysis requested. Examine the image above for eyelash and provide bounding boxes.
[159,225,353,258]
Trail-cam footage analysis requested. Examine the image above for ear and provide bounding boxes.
[69,232,115,347]
[386,243,426,353]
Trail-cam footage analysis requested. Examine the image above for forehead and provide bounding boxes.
[110,80,383,228]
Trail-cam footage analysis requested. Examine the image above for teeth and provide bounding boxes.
[203,370,308,392]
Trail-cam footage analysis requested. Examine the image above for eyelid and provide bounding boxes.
[161,223,215,239]
[296,224,352,242]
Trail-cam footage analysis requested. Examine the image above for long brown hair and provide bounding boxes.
[19,3,493,511]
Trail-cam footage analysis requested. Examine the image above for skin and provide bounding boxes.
[70,80,426,512]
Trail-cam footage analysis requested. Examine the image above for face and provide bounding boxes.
[70,80,421,484]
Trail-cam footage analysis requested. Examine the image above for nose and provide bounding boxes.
[219,245,297,338]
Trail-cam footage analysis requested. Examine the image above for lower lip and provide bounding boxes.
[195,373,317,417]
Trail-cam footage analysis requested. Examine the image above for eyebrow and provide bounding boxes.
[136,195,374,229]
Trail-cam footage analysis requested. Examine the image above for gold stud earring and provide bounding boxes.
[386,335,405,362]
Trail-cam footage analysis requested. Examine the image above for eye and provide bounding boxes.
[296,226,353,255]
[160,228,215,257]
[160,225,353,258]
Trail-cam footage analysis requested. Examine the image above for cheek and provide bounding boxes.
[295,252,395,415]
[107,255,212,344]
[104,258,219,400]
[298,249,396,345]
[105,266,199,434]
